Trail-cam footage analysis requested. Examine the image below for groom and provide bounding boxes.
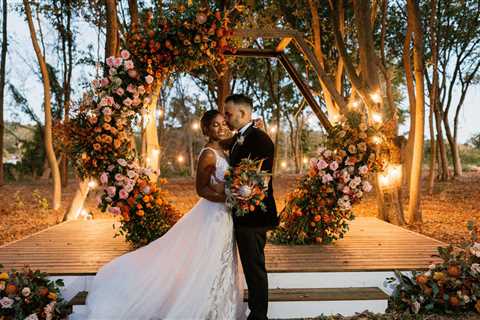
[224,94,279,320]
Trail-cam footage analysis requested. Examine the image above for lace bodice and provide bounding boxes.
[200,147,229,183]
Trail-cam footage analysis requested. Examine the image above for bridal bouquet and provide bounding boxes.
[225,158,270,217]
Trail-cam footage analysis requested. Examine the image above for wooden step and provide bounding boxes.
[67,287,388,309]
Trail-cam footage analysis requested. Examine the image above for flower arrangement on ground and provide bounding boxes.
[0,264,67,320]
[271,111,385,244]
[387,222,480,315]
[225,158,270,217]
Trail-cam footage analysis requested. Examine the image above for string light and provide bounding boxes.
[177,155,185,163]
[281,161,287,168]
[269,125,277,134]
[372,135,382,144]
[372,112,383,123]
[351,100,360,108]
[191,122,200,131]
[378,164,403,190]
[370,92,382,104]
[87,180,97,189]
[152,148,160,156]
[302,157,308,164]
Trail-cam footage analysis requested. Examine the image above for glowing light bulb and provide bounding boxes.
[372,135,382,144]
[192,122,200,131]
[152,148,160,156]
[87,180,97,189]
[302,157,308,164]
[378,164,403,190]
[370,92,382,104]
[269,126,277,134]
[177,155,185,163]
[351,100,360,108]
[372,112,382,123]
[281,161,287,168]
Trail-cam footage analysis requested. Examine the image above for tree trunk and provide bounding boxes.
[443,119,462,177]
[24,0,62,210]
[307,0,339,120]
[427,106,436,194]
[144,83,161,181]
[0,0,7,186]
[63,180,89,221]
[406,0,425,224]
[435,105,449,180]
[403,22,415,188]
[105,0,118,59]
[216,68,231,113]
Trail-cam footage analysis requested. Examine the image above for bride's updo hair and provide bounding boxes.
[200,109,222,136]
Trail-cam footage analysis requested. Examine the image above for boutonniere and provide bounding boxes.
[237,135,245,146]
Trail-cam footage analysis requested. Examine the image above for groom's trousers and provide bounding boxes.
[235,227,269,320]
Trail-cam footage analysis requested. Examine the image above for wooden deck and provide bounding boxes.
[0,217,443,275]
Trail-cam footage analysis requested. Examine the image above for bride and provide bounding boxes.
[82,110,246,320]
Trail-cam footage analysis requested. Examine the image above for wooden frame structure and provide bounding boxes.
[225,28,346,133]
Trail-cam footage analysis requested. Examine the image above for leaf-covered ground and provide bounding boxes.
[1,171,479,247]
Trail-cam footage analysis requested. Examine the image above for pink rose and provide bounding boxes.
[127,84,136,93]
[138,85,146,95]
[317,159,328,170]
[117,159,128,166]
[113,57,123,68]
[329,161,339,171]
[119,189,129,199]
[108,206,121,215]
[145,75,154,84]
[115,173,124,181]
[342,186,352,194]
[107,164,115,171]
[100,77,109,87]
[100,172,109,184]
[124,60,134,70]
[116,88,125,96]
[102,107,112,115]
[106,186,116,197]
[143,186,151,194]
[106,56,115,67]
[359,165,369,175]
[120,50,130,59]
[322,174,333,183]
[123,98,132,106]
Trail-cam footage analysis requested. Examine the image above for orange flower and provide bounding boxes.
[313,215,321,222]
[93,143,101,151]
[136,210,145,217]
[156,198,164,206]
[5,284,17,295]
[475,300,480,313]
[136,204,143,210]
[114,139,122,149]
[48,292,58,300]
[143,195,151,203]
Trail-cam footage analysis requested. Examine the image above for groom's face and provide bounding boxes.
[224,101,250,130]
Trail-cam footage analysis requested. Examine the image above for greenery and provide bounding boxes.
[0,264,68,320]
[387,222,480,315]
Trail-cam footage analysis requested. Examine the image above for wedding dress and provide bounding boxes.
[79,148,245,320]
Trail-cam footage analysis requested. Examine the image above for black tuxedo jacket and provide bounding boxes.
[229,125,279,229]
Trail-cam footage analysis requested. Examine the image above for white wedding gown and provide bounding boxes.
[79,148,246,320]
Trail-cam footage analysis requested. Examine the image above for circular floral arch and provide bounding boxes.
[67,2,386,247]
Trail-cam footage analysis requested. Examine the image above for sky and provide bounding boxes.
[6,7,480,144]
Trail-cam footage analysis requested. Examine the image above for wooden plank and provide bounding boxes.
[224,48,281,58]
[275,37,293,52]
[66,287,388,310]
[0,218,444,275]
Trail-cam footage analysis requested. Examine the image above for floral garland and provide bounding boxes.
[67,51,179,247]
[271,112,385,245]
[387,222,480,315]
[125,2,244,78]
[66,3,243,247]
[0,264,67,320]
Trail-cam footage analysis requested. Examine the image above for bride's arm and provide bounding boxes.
[195,150,226,203]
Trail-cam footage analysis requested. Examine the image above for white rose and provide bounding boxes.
[24,314,39,320]
[470,243,480,257]
[471,263,480,275]
[22,287,31,297]
[238,185,252,198]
